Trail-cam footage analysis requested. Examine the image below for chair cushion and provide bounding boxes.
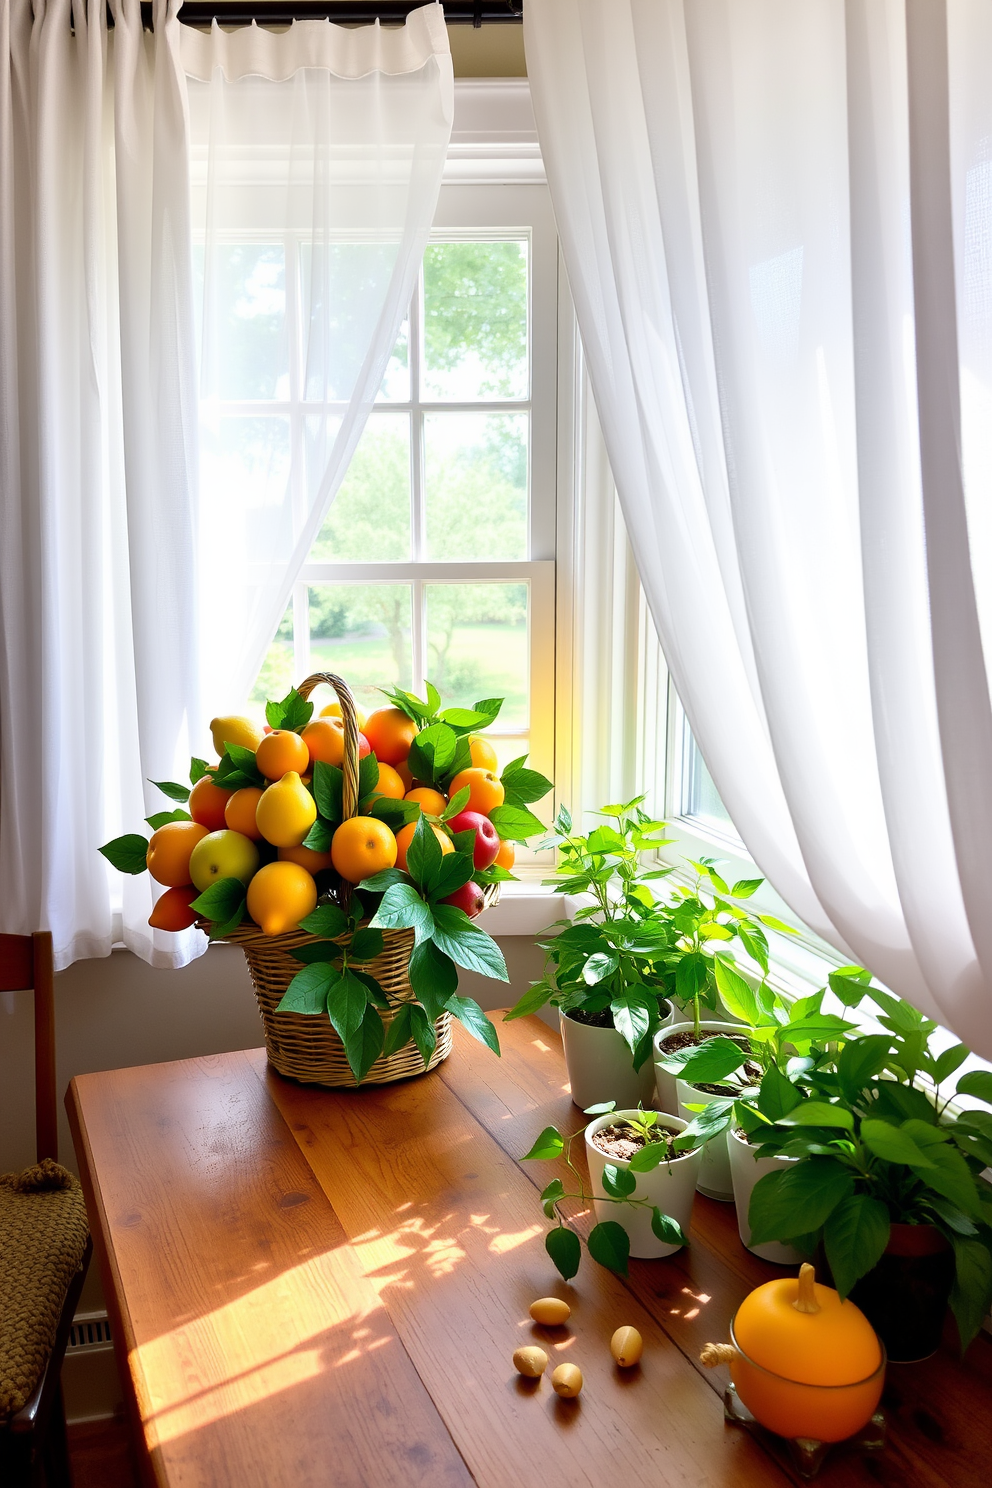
[0,1160,89,1421]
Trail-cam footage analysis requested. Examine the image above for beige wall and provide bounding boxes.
[448,23,525,77]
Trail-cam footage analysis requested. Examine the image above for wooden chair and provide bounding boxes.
[0,932,91,1488]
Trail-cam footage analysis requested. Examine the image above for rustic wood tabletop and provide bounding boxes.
[67,1013,992,1488]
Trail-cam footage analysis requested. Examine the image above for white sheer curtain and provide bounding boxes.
[526,0,992,1056]
[1,0,202,970]
[183,8,452,709]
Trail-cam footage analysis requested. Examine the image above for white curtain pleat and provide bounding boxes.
[184,5,452,710]
[0,0,204,969]
[526,0,992,1054]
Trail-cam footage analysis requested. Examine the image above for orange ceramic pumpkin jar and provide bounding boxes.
[703,1264,885,1443]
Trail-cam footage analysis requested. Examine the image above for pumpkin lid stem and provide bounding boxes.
[700,1343,736,1367]
[793,1262,820,1315]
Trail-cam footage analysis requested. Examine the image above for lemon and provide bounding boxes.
[210,714,264,757]
[255,771,318,847]
[246,861,317,936]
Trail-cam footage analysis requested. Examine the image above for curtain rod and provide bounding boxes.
[133,0,522,23]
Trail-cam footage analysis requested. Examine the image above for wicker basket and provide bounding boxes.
[225,671,494,1088]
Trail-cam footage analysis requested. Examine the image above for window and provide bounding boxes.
[199,178,564,876]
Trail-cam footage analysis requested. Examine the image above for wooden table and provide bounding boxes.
[67,1014,992,1488]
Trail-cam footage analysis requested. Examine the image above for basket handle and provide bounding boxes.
[296,673,361,821]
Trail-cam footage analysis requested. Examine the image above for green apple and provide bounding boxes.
[189,830,259,892]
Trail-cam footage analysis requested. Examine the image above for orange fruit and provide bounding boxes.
[278,843,334,873]
[146,821,210,888]
[301,716,371,767]
[225,786,265,840]
[394,821,454,873]
[363,708,418,766]
[368,762,406,801]
[255,729,309,780]
[468,734,499,772]
[331,817,398,884]
[405,787,447,817]
[395,761,414,791]
[246,861,318,936]
[188,773,233,832]
[494,838,515,871]
[148,885,199,931]
[447,767,504,816]
[319,700,368,731]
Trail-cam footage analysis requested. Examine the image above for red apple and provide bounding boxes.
[446,809,500,870]
[443,881,486,918]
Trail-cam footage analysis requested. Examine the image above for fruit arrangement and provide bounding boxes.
[100,676,553,1082]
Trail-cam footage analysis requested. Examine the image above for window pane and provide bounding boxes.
[308,584,413,712]
[424,413,527,560]
[309,414,411,562]
[301,243,400,402]
[425,583,528,730]
[202,244,288,401]
[377,317,410,403]
[250,598,294,712]
[200,416,292,562]
[681,730,739,839]
[422,241,528,401]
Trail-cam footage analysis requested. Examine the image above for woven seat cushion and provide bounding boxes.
[0,1160,89,1421]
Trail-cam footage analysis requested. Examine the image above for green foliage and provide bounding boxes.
[521,1108,697,1280]
[99,834,150,875]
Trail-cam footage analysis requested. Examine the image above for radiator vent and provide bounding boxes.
[67,1313,113,1352]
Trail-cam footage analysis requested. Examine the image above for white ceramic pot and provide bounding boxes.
[727,1128,803,1263]
[654,1020,747,1201]
[560,1002,673,1111]
[584,1110,702,1258]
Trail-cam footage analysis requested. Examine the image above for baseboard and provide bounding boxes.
[62,1310,124,1425]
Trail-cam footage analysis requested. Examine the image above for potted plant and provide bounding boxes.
[744,969,992,1359]
[505,798,679,1109]
[521,1103,702,1278]
[100,674,553,1087]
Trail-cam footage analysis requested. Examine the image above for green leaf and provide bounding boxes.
[500,764,554,807]
[674,1099,734,1150]
[504,979,552,1021]
[783,1013,858,1044]
[471,696,503,727]
[546,1226,581,1281]
[276,963,338,1014]
[358,752,380,801]
[860,1118,935,1167]
[431,904,509,981]
[189,877,246,925]
[583,1102,617,1116]
[206,899,247,940]
[933,1043,970,1084]
[628,1142,672,1173]
[540,1178,565,1218]
[950,1237,992,1349]
[149,779,190,804]
[407,722,458,786]
[299,904,348,939]
[674,951,709,1004]
[99,834,150,874]
[746,1158,855,1245]
[189,757,210,785]
[779,1101,855,1131]
[145,809,192,830]
[408,940,459,1022]
[325,967,370,1047]
[651,1209,686,1247]
[408,1003,438,1069]
[923,1142,985,1217]
[428,852,475,902]
[437,707,497,732]
[582,951,618,985]
[348,927,384,962]
[406,813,443,890]
[957,1070,992,1105]
[290,941,340,965]
[757,1065,802,1122]
[370,797,421,831]
[823,1194,891,1298]
[445,994,500,1055]
[351,971,389,1008]
[737,924,769,975]
[302,817,334,853]
[731,878,763,899]
[361,867,412,893]
[441,787,471,820]
[382,1003,413,1058]
[266,688,314,733]
[659,1036,747,1084]
[342,1001,385,1084]
[522,1126,564,1161]
[610,995,651,1055]
[714,958,760,1025]
[312,761,343,824]
[587,1220,630,1275]
[836,1035,893,1102]
[601,1163,637,1198]
[488,803,546,843]
[369,882,435,944]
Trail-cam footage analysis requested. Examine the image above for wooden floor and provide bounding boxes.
[68,1417,141,1488]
